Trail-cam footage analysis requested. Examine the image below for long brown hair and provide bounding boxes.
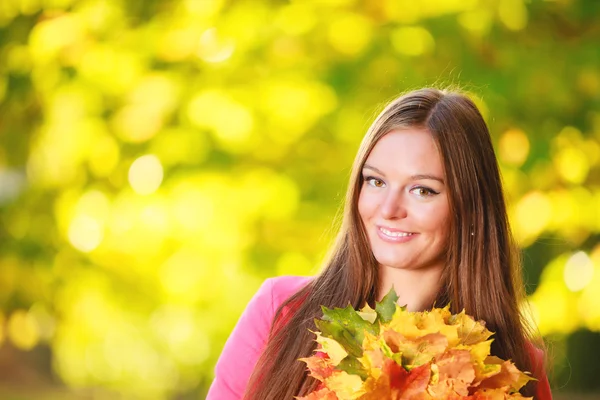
[245,88,542,399]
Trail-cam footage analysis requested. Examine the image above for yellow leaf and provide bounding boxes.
[325,371,365,400]
[316,332,349,365]
[450,310,494,345]
[387,307,422,338]
[456,339,493,365]
[357,303,377,323]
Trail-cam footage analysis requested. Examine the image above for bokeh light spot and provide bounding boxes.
[328,13,372,56]
[187,90,255,151]
[128,155,164,195]
[184,0,225,18]
[564,251,594,292]
[512,191,552,246]
[197,28,235,63]
[68,215,103,252]
[29,14,84,63]
[260,79,337,143]
[554,146,589,184]
[529,281,577,335]
[458,9,493,35]
[390,26,435,56]
[112,105,163,143]
[498,0,528,31]
[499,128,530,167]
[275,3,316,36]
[8,309,40,350]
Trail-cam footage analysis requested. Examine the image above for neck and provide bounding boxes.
[377,264,444,312]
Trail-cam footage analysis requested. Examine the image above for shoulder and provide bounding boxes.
[206,275,313,399]
[239,275,313,325]
[526,342,553,399]
[525,341,546,373]
[266,275,313,308]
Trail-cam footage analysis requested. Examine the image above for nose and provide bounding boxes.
[380,189,407,219]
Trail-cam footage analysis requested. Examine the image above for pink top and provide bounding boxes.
[206,276,312,399]
[207,275,552,399]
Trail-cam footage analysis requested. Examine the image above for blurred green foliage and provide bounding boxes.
[0,0,599,398]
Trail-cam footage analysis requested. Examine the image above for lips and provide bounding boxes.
[376,226,417,242]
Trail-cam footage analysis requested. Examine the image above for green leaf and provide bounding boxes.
[315,318,363,358]
[375,287,399,323]
[316,304,378,358]
[337,357,369,380]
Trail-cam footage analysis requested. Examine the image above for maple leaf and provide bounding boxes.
[324,371,365,400]
[296,387,340,400]
[460,339,493,366]
[469,387,533,400]
[300,355,336,382]
[357,303,378,324]
[477,357,535,392]
[384,330,448,369]
[417,307,460,346]
[448,310,494,346]
[357,374,394,400]
[315,332,349,365]
[303,288,535,400]
[472,361,502,387]
[386,307,422,338]
[338,356,369,381]
[316,304,379,358]
[375,288,399,323]
[355,331,394,380]
[386,361,431,400]
[387,306,461,347]
[357,349,384,380]
[428,349,475,397]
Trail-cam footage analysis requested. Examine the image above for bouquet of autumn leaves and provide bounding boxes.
[298,290,534,400]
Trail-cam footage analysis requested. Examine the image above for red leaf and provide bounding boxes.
[385,360,431,400]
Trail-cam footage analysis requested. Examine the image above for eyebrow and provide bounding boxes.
[362,164,445,184]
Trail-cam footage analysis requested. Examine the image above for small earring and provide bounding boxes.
[471,231,474,236]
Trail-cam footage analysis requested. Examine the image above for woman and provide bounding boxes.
[207,88,552,399]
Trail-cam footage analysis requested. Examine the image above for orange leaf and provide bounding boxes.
[477,359,534,392]
[301,355,335,382]
[297,387,339,400]
[428,349,475,397]
[469,387,533,399]
[384,330,448,368]
[385,361,431,399]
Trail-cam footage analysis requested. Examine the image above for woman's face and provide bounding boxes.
[358,128,450,272]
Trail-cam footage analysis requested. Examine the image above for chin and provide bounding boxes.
[373,255,410,270]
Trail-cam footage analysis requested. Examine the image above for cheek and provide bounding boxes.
[432,203,450,236]
[414,201,450,232]
[357,191,373,222]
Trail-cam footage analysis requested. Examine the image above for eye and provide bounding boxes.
[410,186,439,197]
[365,176,385,188]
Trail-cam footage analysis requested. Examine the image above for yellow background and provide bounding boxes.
[0,0,599,398]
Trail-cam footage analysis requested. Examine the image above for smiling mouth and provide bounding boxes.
[379,227,415,238]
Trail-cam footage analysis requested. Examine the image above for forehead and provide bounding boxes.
[365,129,444,175]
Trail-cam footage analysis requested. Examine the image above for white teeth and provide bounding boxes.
[380,228,413,237]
